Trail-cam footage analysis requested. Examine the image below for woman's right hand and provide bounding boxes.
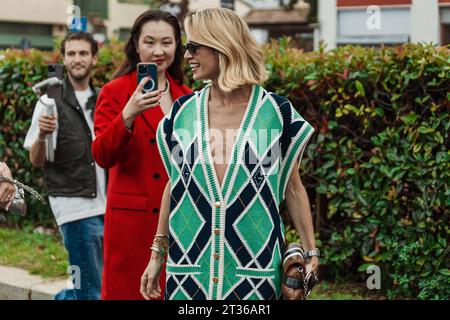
[140,252,165,300]
[122,76,162,129]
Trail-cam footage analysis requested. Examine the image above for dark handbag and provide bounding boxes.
[281,243,319,300]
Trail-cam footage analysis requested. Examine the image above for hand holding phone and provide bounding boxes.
[122,63,162,128]
[47,64,63,99]
[137,63,158,93]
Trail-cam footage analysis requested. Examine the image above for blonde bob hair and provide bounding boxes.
[184,8,268,92]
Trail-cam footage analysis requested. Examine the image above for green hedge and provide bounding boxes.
[1,39,449,299]
[264,39,449,299]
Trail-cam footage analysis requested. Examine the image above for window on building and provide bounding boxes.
[337,8,410,46]
[74,0,109,19]
[117,0,154,4]
[0,22,53,50]
[250,28,269,44]
[118,28,132,41]
[442,24,450,45]
[245,0,281,9]
[440,6,450,45]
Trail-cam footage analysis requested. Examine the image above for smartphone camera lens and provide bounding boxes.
[139,65,147,74]
[48,65,55,73]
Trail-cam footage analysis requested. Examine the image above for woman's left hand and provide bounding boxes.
[305,256,319,275]
[0,162,15,211]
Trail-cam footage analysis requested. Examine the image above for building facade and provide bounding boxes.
[0,0,153,49]
[0,0,314,50]
[317,0,450,49]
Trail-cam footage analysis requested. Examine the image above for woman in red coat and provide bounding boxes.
[92,10,191,300]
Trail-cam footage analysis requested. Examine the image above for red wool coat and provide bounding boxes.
[92,71,191,300]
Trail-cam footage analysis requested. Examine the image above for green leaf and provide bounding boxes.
[391,93,402,101]
[400,112,418,125]
[355,80,365,96]
[374,108,384,117]
[420,270,431,277]
[357,263,374,272]
[356,193,368,206]
[436,152,447,164]
[370,156,381,164]
[434,132,444,144]
[418,126,434,134]
[323,160,335,170]
[438,269,450,276]
[421,95,430,104]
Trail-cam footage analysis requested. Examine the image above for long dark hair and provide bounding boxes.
[113,10,184,83]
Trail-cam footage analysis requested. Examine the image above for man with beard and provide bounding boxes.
[24,32,106,300]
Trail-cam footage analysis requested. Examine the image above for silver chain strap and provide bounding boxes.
[0,176,44,202]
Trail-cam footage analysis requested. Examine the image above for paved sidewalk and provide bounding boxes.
[0,265,67,300]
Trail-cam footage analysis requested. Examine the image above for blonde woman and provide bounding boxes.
[141,7,319,300]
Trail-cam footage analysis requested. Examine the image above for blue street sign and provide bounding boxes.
[69,16,88,33]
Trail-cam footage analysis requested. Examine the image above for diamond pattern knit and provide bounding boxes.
[157,84,314,300]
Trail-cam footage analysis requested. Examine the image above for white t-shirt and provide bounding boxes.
[24,88,106,226]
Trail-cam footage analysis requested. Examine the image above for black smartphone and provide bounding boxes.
[137,63,158,93]
[47,64,63,99]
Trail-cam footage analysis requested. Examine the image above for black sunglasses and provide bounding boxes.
[182,42,204,55]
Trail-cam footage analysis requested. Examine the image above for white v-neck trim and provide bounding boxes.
[201,84,257,199]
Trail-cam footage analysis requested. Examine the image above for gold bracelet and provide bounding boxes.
[153,237,168,252]
[150,244,166,257]
[155,234,169,239]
